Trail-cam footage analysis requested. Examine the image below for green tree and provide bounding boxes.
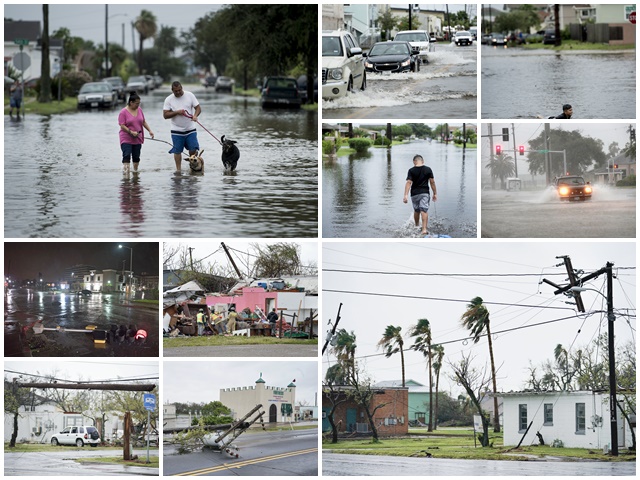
[331,329,357,381]
[432,344,445,430]
[408,319,433,431]
[392,124,413,138]
[4,378,44,447]
[377,10,399,41]
[250,242,312,277]
[195,401,233,426]
[461,296,500,432]
[134,9,158,71]
[397,15,421,31]
[377,325,406,388]
[486,153,515,189]
[527,129,606,177]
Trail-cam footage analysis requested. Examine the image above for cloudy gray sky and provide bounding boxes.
[322,241,636,395]
[163,360,318,406]
[4,4,223,53]
[481,122,635,161]
[163,240,318,277]
[4,360,159,384]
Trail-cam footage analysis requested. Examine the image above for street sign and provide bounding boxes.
[13,52,31,71]
[143,393,156,411]
[14,38,29,45]
[629,12,636,24]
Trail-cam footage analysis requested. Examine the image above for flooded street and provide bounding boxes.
[482,188,636,238]
[4,289,159,357]
[4,88,318,238]
[323,42,477,119]
[323,140,477,238]
[482,47,636,119]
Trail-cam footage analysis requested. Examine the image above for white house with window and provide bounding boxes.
[502,391,634,450]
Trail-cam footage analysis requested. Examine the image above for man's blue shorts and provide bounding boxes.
[170,129,199,154]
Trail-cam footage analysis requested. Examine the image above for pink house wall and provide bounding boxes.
[206,288,277,313]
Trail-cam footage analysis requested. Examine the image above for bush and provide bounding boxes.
[373,136,392,147]
[63,70,93,96]
[616,174,635,187]
[551,438,564,448]
[348,137,372,153]
[322,139,335,155]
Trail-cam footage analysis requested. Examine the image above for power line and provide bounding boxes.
[323,289,576,311]
[324,269,573,277]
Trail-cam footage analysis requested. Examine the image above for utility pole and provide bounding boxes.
[221,242,244,279]
[544,123,552,186]
[322,303,343,355]
[188,247,195,270]
[542,257,618,456]
[511,123,518,178]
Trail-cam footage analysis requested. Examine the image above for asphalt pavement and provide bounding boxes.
[323,452,636,476]
[164,428,318,476]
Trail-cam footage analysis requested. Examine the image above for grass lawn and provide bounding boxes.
[75,456,159,468]
[5,443,122,453]
[323,428,635,462]
[521,41,635,51]
[164,335,317,348]
[4,96,79,115]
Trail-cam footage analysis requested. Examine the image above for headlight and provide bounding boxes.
[559,186,569,196]
[78,95,86,102]
[328,68,343,81]
[400,59,411,67]
[364,61,372,68]
[584,186,592,194]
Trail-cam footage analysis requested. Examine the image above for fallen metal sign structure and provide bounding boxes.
[164,404,265,458]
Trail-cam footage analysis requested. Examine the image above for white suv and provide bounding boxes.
[51,425,101,447]
[394,30,433,64]
[322,30,366,100]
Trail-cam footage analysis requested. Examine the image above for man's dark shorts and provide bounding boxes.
[411,193,431,213]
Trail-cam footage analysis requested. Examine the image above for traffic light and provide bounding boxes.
[502,128,509,141]
[518,145,525,156]
[495,145,502,155]
[613,164,618,169]
[631,129,636,141]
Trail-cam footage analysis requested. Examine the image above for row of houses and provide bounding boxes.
[323,379,635,450]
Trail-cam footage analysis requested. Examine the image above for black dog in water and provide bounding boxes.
[221,135,240,171]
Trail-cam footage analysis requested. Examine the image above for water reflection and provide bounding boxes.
[323,140,477,238]
[4,92,317,237]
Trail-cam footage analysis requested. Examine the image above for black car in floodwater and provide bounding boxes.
[363,41,420,73]
[260,76,301,109]
[553,175,592,201]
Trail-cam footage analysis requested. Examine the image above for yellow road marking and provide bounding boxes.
[175,447,318,476]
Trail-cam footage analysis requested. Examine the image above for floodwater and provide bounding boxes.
[482,47,636,119]
[4,89,318,238]
[323,140,477,238]
[323,43,477,119]
[4,289,159,357]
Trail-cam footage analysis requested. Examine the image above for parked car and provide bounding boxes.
[103,76,126,102]
[454,30,473,46]
[125,75,148,94]
[144,75,155,91]
[153,75,163,88]
[202,76,217,88]
[429,32,437,43]
[491,33,507,46]
[363,41,420,73]
[260,76,301,109]
[543,29,557,45]
[553,175,592,201]
[322,29,366,100]
[215,76,235,93]
[481,33,494,45]
[394,30,432,64]
[296,74,318,103]
[51,425,100,447]
[77,82,116,109]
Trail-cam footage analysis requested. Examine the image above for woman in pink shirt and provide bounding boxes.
[118,92,154,172]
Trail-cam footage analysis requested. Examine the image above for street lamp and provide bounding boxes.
[119,245,133,295]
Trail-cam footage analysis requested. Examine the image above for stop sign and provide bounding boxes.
[13,52,31,71]
[630,12,636,24]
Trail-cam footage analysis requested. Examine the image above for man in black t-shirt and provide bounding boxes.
[403,154,438,235]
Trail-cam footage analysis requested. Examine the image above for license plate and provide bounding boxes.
[573,196,581,200]
[91,102,98,107]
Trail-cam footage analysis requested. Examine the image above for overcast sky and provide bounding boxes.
[322,241,636,396]
[480,123,635,160]
[4,4,224,53]
[163,241,319,277]
[4,360,159,384]
[163,360,318,406]
[4,242,159,281]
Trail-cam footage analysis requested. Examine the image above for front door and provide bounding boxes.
[269,404,277,423]
[346,408,357,433]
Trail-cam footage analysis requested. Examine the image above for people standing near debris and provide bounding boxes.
[227,307,239,334]
[118,92,155,172]
[403,154,437,236]
[163,81,201,171]
[196,309,205,336]
[9,80,23,117]
[267,308,278,327]
[211,311,227,335]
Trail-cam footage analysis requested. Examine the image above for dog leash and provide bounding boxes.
[183,111,222,145]
[148,137,175,148]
